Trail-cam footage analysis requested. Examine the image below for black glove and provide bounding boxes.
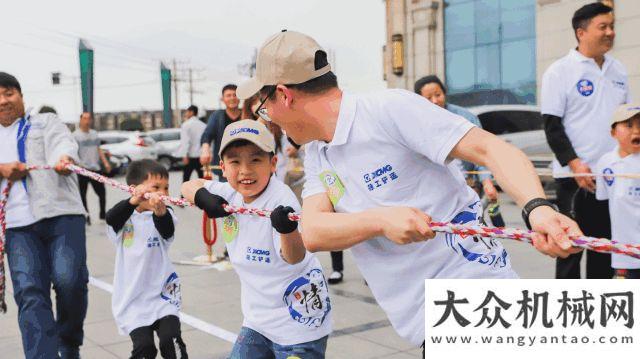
[270,205,298,234]
[194,188,230,218]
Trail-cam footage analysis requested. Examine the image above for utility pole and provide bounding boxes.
[172,59,180,126]
[188,68,194,105]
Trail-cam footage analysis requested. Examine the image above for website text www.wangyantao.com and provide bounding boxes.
[429,335,634,347]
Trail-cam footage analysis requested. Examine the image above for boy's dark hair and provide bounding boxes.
[0,72,21,93]
[220,139,274,159]
[187,105,198,115]
[39,105,57,114]
[260,50,338,99]
[414,75,446,95]
[222,84,237,95]
[125,159,169,186]
[572,2,613,39]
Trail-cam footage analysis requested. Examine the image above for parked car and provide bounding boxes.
[98,131,158,163]
[147,128,182,170]
[467,105,556,199]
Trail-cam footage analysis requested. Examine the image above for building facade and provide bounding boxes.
[384,0,640,106]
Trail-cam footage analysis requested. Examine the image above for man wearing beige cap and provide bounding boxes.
[237,30,582,349]
[595,104,640,279]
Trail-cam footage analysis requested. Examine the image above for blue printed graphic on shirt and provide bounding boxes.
[160,272,181,308]
[576,79,594,97]
[362,163,399,192]
[282,268,331,328]
[245,246,272,264]
[603,167,615,186]
[147,236,160,248]
[444,201,509,269]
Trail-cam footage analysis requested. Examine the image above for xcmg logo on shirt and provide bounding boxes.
[362,163,399,191]
[230,127,259,136]
[576,79,594,97]
[603,167,615,186]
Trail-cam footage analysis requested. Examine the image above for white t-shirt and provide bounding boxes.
[205,177,332,345]
[595,149,640,269]
[302,89,518,346]
[0,119,37,229]
[540,49,631,176]
[107,208,181,335]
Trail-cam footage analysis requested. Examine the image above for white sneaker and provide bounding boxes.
[328,271,343,284]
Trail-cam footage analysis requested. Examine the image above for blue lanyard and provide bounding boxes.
[16,115,31,191]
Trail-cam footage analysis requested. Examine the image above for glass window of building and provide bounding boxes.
[444,0,536,106]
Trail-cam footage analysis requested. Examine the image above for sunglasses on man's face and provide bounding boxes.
[254,87,277,122]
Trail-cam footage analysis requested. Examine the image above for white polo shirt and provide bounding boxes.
[595,149,640,269]
[107,208,181,335]
[302,89,518,346]
[205,177,332,345]
[0,120,37,229]
[541,49,631,176]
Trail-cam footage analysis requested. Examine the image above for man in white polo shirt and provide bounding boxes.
[237,30,582,351]
[541,2,631,279]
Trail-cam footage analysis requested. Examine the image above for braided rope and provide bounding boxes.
[2,164,640,314]
[0,181,13,313]
[51,165,640,260]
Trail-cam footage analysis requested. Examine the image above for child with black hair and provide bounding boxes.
[596,104,640,279]
[105,159,188,359]
[182,120,331,358]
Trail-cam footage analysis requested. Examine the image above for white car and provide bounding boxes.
[467,104,556,198]
[98,131,158,162]
[147,128,181,170]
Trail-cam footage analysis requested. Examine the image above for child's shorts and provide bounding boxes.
[229,326,328,359]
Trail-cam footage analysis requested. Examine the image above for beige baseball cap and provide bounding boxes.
[219,119,276,157]
[611,103,640,126]
[236,30,331,100]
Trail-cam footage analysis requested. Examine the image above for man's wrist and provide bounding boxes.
[521,198,558,230]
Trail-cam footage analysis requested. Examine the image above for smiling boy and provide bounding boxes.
[182,119,331,358]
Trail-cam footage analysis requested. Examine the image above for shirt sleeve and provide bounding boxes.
[379,90,474,166]
[43,114,80,166]
[105,199,136,233]
[200,112,218,146]
[540,66,566,117]
[153,207,176,240]
[301,142,326,199]
[204,180,236,202]
[595,156,609,201]
[175,123,189,158]
[543,114,578,166]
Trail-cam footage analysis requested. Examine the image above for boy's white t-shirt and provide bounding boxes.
[107,208,181,335]
[205,177,332,345]
[302,89,518,346]
[596,149,640,269]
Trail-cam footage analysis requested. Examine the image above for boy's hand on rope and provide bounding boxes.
[371,207,436,244]
[54,156,74,176]
[129,184,149,206]
[270,206,298,234]
[148,192,167,216]
[0,162,28,181]
[528,206,583,258]
[194,188,230,218]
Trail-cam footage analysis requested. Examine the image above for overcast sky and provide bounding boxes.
[3,0,387,122]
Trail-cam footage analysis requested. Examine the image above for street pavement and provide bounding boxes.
[0,171,562,358]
